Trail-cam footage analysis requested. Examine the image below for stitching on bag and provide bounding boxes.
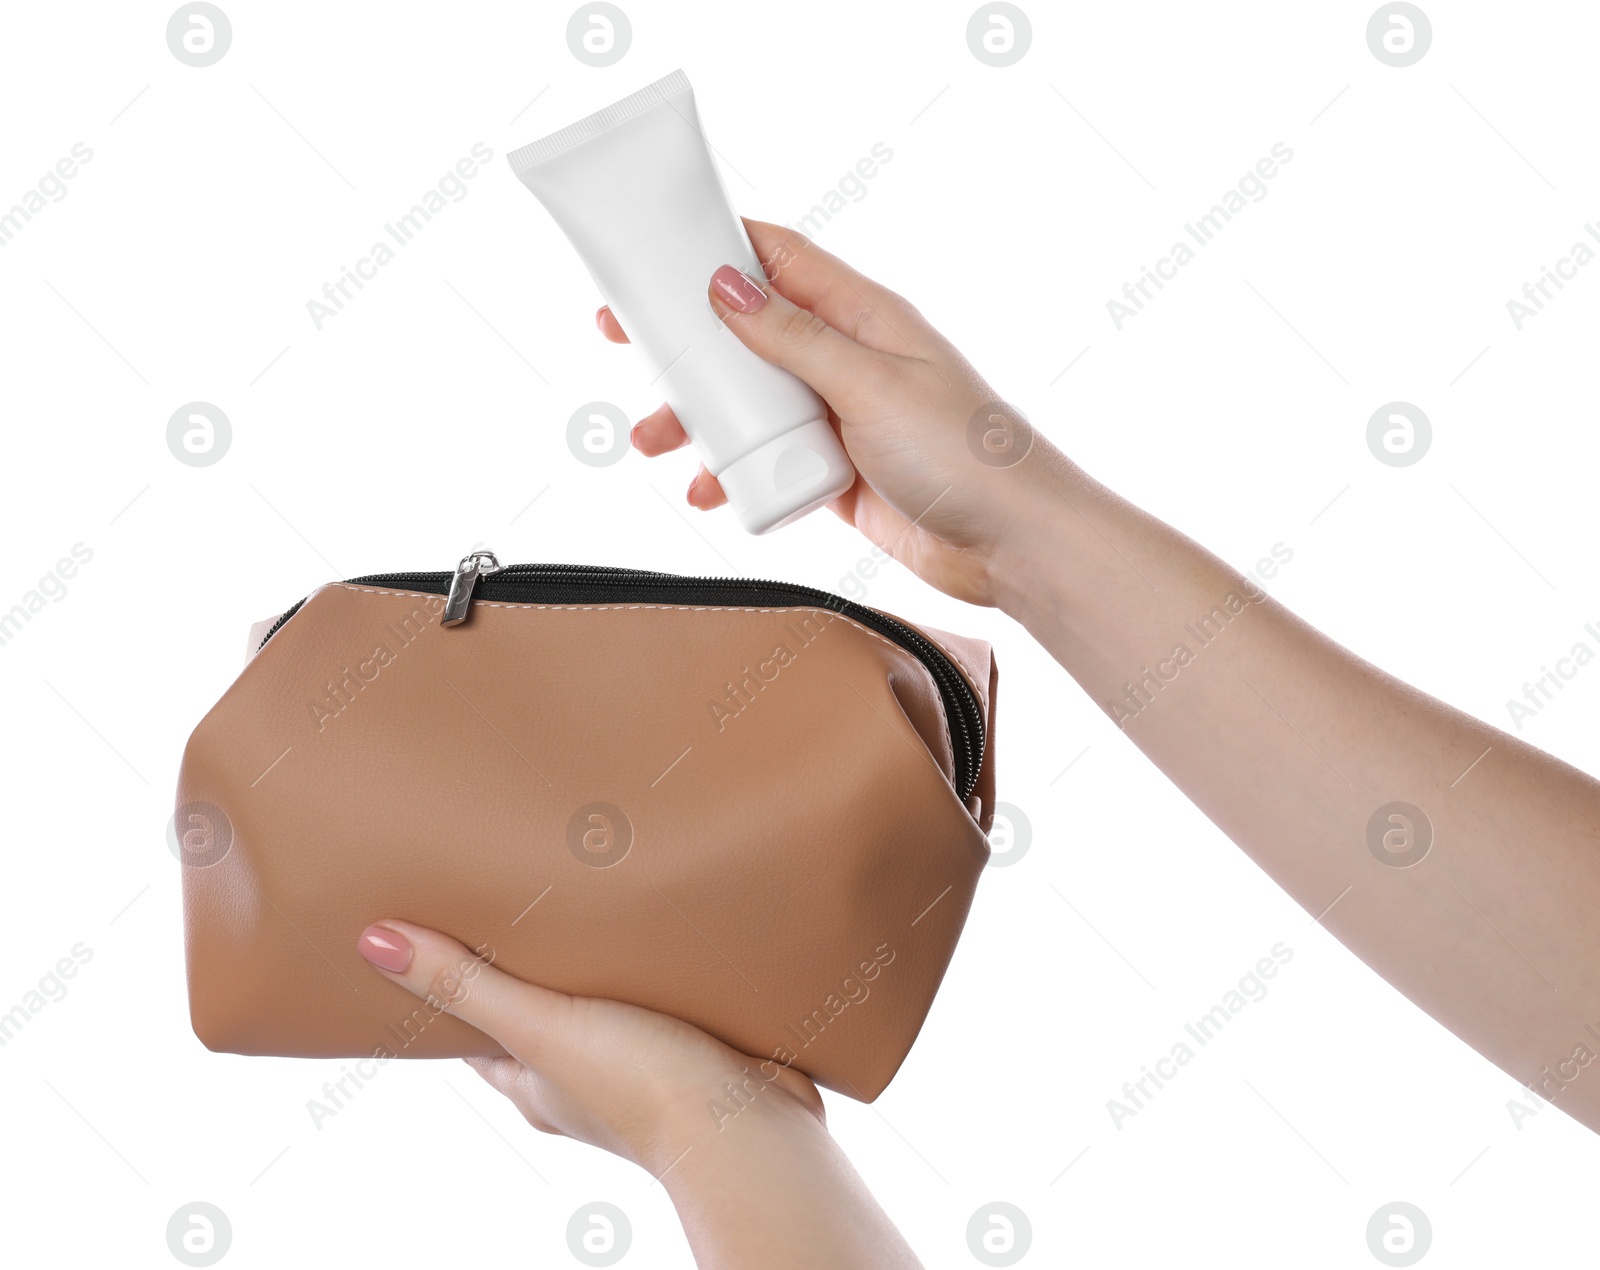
[329,583,957,772]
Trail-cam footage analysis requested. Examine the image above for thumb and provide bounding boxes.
[708,264,886,409]
[355,920,568,1060]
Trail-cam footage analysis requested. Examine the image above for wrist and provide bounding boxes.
[640,1083,920,1269]
[984,443,1080,625]
[630,1067,826,1181]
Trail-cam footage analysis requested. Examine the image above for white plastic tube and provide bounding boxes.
[508,70,855,534]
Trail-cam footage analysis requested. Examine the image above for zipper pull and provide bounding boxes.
[442,549,503,627]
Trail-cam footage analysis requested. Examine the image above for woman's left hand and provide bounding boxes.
[356,919,925,1268]
[355,919,824,1172]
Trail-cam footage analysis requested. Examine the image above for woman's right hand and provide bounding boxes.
[597,219,1058,608]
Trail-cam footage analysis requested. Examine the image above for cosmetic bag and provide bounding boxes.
[175,548,998,1100]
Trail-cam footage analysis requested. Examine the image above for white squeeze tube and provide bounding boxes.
[508,69,856,534]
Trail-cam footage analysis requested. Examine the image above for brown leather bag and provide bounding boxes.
[175,549,998,1100]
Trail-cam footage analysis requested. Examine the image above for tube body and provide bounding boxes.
[509,70,855,534]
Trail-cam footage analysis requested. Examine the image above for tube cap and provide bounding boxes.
[714,419,856,534]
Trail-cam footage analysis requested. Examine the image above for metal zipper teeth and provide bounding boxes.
[259,566,986,802]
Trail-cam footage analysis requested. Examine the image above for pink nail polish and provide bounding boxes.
[357,925,412,972]
[710,265,766,313]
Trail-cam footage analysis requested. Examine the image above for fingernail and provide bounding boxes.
[686,471,701,505]
[630,421,644,449]
[357,924,412,972]
[710,265,766,313]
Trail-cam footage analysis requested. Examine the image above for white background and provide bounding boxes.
[2,1,1598,1265]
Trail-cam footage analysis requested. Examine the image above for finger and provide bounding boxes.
[464,1054,524,1096]
[629,402,690,457]
[465,1054,520,1078]
[708,265,891,407]
[595,306,628,344]
[617,401,725,507]
[464,1056,563,1135]
[356,921,568,1059]
[743,219,934,358]
[686,464,727,510]
[766,1066,827,1124]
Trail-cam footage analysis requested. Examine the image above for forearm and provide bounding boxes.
[648,1095,921,1270]
[992,448,1600,1128]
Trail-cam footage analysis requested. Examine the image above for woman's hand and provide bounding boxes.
[354,919,823,1168]
[356,920,924,1269]
[599,218,1058,607]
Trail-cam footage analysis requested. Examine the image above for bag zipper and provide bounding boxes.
[257,549,986,803]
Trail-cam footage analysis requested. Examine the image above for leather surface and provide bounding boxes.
[177,580,998,1100]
